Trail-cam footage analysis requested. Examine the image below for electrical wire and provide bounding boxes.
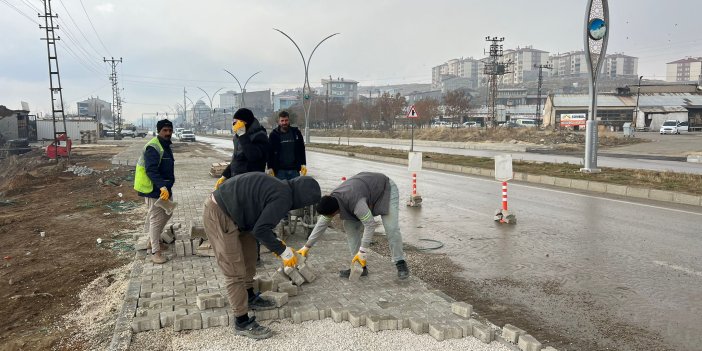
[0,0,41,25]
[57,0,105,58]
[78,0,111,56]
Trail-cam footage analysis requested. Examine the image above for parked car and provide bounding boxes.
[659,120,681,134]
[174,127,185,138]
[120,129,136,138]
[677,121,689,133]
[102,129,115,137]
[431,121,451,128]
[179,130,196,142]
[462,121,479,128]
[515,119,538,128]
[499,121,523,128]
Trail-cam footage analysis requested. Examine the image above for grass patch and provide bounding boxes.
[310,143,702,196]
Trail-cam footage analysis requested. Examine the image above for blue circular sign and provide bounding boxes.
[588,18,607,40]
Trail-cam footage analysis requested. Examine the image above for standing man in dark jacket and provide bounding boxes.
[204,173,321,339]
[215,108,269,188]
[134,119,175,264]
[268,110,307,180]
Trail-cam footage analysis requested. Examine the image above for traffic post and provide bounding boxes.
[494,154,516,224]
[407,104,419,152]
[407,150,423,207]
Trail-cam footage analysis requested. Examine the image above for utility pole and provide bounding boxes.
[104,57,123,140]
[183,87,187,127]
[534,63,553,127]
[39,0,68,159]
[484,36,511,127]
[326,75,331,129]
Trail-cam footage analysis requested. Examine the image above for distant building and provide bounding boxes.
[550,51,589,78]
[189,100,210,125]
[76,97,111,122]
[404,90,443,105]
[603,53,638,78]
[321,78,359,105]
[219,90,238,111]
[432,57,481,89]
[273,90,300,111]
[0,105,30,141]
[550,51,638,79]
[239,89,272,117]
[666,57,702,82]
[501,46,550,85]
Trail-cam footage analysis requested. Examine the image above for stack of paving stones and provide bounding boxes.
[111,147,555,351]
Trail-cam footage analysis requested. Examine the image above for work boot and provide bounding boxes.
[396,260,410,280]
[339,267,368,278]
[248,293,276,310]
[151,253,167,264]
[234,316,272,339]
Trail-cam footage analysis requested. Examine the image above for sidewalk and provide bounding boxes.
[107,141,537,351]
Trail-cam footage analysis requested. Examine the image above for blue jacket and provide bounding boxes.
[138,137,175,199]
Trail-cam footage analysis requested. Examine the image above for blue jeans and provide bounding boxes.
[276,169,300,180]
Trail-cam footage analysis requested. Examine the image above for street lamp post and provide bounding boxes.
[273,28,340,144]
[223,70,261,108]
[197,87,224,132]
[633,75,643,128]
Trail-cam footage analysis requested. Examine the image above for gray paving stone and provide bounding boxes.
[428,323,446,341]
[257,277,273,292]
[330,306,349,323]
[201,309,229,328]
[260,291,288,307]
[348,310,368,327]
[472,321,496,344]
[503,323,527,343]
[451,301,472,318]
[131,315,160,332]
[283,266,306,286]
[253,308,282,321]
[196,293,226,310]
[160,309,188,328]
[297,263,317,283]
[518,334,543,351]
[349,262,364,282]
[173,313,202,331]
[291,306,319,324]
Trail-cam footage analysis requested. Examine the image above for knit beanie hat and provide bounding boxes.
[233,108,256,125]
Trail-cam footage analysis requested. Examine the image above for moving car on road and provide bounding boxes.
[179,130,196,142]
[659,120,682,134]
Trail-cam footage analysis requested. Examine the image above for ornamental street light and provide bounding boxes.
[273,28,340,144]
[223,70,261,108]
[197,86,224,131]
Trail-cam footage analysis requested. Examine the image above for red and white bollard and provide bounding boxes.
[341,176,347,182]
[407,172,423,207]
[494,181,516,224]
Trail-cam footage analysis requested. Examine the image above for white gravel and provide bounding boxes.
[130,319,513,351]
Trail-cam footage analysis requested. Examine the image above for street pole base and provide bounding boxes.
[407,195,423,207]
[494,209,517,224]
[579,168,602,174]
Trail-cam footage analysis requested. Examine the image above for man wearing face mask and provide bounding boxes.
[215,108,270,187]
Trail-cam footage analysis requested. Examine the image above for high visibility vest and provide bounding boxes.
[133,137,164,193]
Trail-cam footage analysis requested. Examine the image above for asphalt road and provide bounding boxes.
[310,136,702,175]
[200,136,701,350]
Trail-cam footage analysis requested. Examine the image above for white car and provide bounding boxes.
[179,130,196,142]
[462,121,478,128]
[659,120,681,134]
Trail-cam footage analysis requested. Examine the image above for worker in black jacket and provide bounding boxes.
[268,110,307,180]
[204,172,321,339]
[215,108,269,187]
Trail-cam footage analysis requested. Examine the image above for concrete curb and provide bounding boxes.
[308,147,702,207]
[108,258,144,351]
[311,136,532,152]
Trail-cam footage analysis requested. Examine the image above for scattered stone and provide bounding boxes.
[277,281,298,297]
[135,238,149,251]
[283,266,305,286]
[518,334,543,351]
[257,277,273,292]
[161,230,175,244]
[297,263,317,283]
[472,321,495,344]
[349,262,364,282]
[502,324,527,344]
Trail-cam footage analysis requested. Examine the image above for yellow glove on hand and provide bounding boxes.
[159,187,170,201]
[279,246,298,267]
[214,176,226,190]
[297,246,309,257]
[300,165,307,176]
[267,169,275,177]
[351,249,367,267]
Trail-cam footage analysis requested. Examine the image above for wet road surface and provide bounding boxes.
[200,136,701,350]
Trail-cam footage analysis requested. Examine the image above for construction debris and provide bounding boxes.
[209,162,230,178]
[66,165,97,176]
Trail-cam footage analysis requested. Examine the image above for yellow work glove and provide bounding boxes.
[267,169,275,177]
[300,165,307,176]
[233,120,246,136]
[351,248,367,267]
[279,246,298,267]
[297,246,309,257]
[159,187,170,201]
[214,176,226,190]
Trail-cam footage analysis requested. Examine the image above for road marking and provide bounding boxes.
[653,260,702,278]
[310,151,702,216]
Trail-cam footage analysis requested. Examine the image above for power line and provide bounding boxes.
[0,0,41,25]
[18,0,40,13]
[57,0,105,58]
[79,0,111,56]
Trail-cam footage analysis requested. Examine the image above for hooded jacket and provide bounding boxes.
[212,173,321,255]
[222,119,270,178]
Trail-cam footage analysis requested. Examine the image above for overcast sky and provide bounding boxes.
[1,0,700,122]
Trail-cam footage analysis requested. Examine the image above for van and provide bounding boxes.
[515,119,537,128]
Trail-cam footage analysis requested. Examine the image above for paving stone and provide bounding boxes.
[136,306,173,317]
[349,262,363,282]
[175,240,185,256]
[160,309,187,328]
[518,334,543,351]
[196,293,226,310]
[428,323,446,341]
[191,238,203,254]
[330,306,349,322]
[472,321,495,344]
[173,313,202,331]
[161,230,175,244]
[455,319,474,337]
[277,281,299,297]
[366,314,399,332]
[257,277,273,292]
[348,310,368,327]
[260,291,288,307]
[451,301,472,318]
[445,323,464,339]
[503,324,527,343]
[253,308,282,321]
[151,291,175,299]
[135,238,149,251]
[201,309,229,328]
[291,306,319,324]
[283,266,306,286]
[278,306,291,319]
[131,315,161,332]
[297,263,317,283]
[184,240,193,256]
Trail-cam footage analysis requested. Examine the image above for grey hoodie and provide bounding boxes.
[213,173,321,255]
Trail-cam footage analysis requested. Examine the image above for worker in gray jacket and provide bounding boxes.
[297,172,409,280]
[204,172,321,339]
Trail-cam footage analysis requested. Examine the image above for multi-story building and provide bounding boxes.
[550,51,589,78]
[273,90,300,111]
[550,51,638,78]
[219,90,238,112]
[321,78,359,105]
[666,57,702,82]
[239,89,272,117]
[603,53,638,78]
[432,57,482,89]
[76,97,111,122]
[501,46,550,85]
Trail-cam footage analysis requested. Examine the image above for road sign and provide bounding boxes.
[407,105,419,118]
[494,154,513,181]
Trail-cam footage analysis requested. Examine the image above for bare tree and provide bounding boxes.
[414,98,440,128]
[444,90,471,124]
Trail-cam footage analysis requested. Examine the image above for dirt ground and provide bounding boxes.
[311,128,645,149]
[0,145,144,351]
